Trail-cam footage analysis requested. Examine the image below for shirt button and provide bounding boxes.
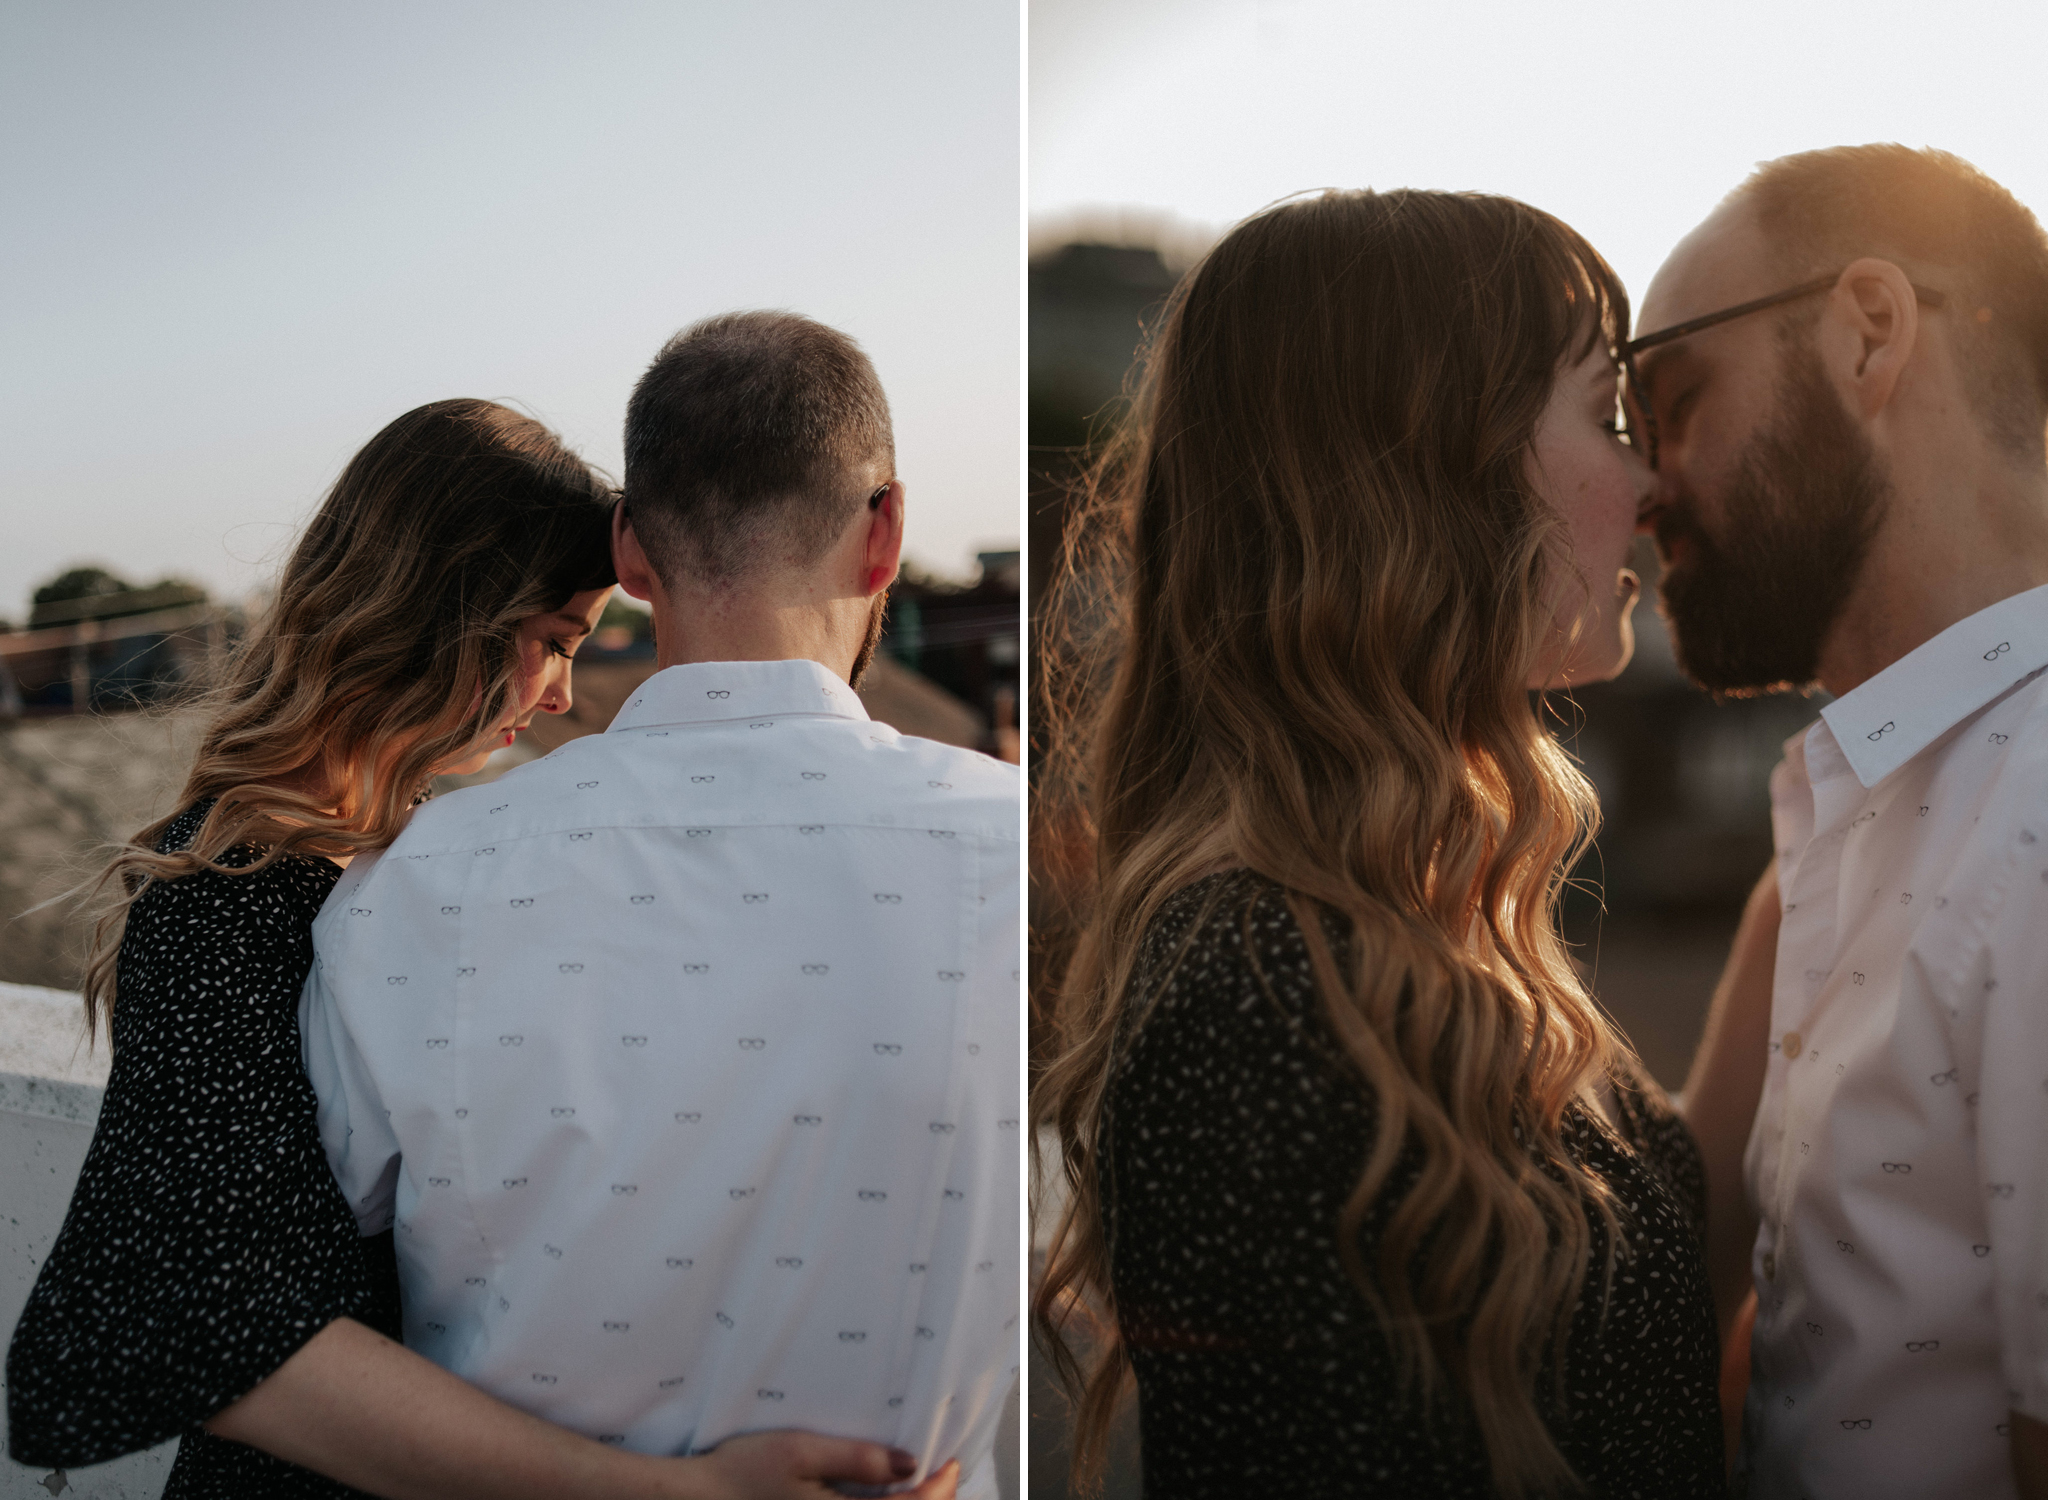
[1763,1250,1776,1281]
[1783,1031,1803,1059]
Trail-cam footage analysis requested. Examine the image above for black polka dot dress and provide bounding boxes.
[1101,872,1725,1499]
[5,802,401,1497]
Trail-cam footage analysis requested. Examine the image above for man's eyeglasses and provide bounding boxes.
[1614,269,1947,469]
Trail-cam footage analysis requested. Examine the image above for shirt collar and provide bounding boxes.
[605,659,869,733]
[1819,581,2048,787]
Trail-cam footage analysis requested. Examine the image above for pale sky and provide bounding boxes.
[1,0,1019,623]
[1033,0,2048,328]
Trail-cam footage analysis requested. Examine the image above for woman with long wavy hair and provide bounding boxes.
[6,399,955,1500]
[1033,191,1772,1498]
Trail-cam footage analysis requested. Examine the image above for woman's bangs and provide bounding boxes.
[1557,233,1632,366]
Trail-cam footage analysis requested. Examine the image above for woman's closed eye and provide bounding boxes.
[546,638,576,661]
[1592,374,1628,441]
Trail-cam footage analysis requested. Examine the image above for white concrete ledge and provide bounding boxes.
[2,983,177,1497]
[0,984,106,1127]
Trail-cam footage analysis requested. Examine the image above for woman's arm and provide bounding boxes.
[206,1315,959,1500]
[1680,863,1780,1340]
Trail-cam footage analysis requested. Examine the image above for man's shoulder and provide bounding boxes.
[1949,667,2048,803]
[356,745,614,870]
[758,719,1018,842]
[1907,670,2048,893]
[849,727,1019,797]
[393,761,569,851]
[379,720,1017,856]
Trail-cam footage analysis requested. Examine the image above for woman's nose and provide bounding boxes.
[539,661,574,715]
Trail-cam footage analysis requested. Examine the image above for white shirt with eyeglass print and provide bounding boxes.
[1744,581,2048,1500]
[300,659,1019,1500]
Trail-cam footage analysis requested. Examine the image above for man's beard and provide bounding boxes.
[848,588,890,690]
[1654,341,1890,695]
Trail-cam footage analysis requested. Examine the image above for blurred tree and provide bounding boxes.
[27,571,208,632]
[597,594,653,641]
[33,566,131,605]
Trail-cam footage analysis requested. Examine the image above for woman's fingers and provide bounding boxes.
[900,1458,961,1498]
[700,1430,950,1494]
[786,1431,919,1484]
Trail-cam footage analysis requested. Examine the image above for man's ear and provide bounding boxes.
[612,502,659,604]
[1826,257,1921,419]
[862,480,905,597]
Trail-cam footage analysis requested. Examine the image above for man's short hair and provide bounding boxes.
[1735,144,2048,458]
[624,311,894,586]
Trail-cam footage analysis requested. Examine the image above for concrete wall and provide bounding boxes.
[0,712,202,992]
[1,982,178,1497]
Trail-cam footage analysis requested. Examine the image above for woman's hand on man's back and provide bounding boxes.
[206,1315,961,1500]
[684,1432,959,1499]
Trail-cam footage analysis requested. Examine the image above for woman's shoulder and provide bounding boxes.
[1139,869,1336,995]
[1123,869,1352,1074]
[130,800,342,922]
[152,801,216,859]
[111,803,344,1042]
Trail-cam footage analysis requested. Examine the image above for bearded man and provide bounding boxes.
[1640,145,2048,1500]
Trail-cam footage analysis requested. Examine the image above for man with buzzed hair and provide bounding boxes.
[627,312,894,579]
[621,311,903,684]
[304,310,1019,1497]
[1641,146,2048,1498]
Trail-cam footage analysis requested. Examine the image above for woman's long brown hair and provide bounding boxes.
[1032,189,1642,1496]
[79,399,616,1036]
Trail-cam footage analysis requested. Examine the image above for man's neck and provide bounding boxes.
[1817,454,2048,698]
[649,588,858,683]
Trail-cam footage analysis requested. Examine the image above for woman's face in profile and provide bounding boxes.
[1525,345,1655,689]
[436,587,613,777]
